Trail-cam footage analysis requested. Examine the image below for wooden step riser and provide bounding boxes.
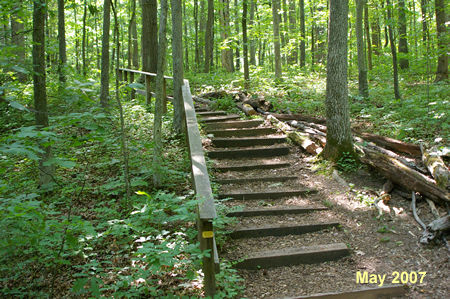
[205,120,263,130]
[207,128,277,137]
[208,147,289,159]
[235,243,350,270]
[218,189,317,200]
[214,162,291,172]
[212,137,286,148]
[200,115,240,123]
[227,206,327,217]
[216,176,297,184]
[196,111,227,116]
[291,285,408,299]
[194,108,209,112]
[230,222,340,239]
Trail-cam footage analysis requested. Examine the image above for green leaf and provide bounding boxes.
[72,278,88,294]
[9,101,29,111]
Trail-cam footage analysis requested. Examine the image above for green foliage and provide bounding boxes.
[336,152,360,173]
[210,95,240,114]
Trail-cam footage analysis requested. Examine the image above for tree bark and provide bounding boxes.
[194,0,200,69]
[434,0,448,81]
[57,0,67,83]
[33,0,53,185]
[183,0,189,71]
[220,0,234,72]
[288,0,297,64]
[11,1,26,82]
[154,0,168,187]
[420,0,429,44]
[100,0,111,108]
[82,0,88,76]
[323,0,353,161]
[398,0,409,69]
[242,0,250,88]
[364,3,372,69]
[141,0,158,74]
[356,0,369,98]
[234,0,241,70]
[249,0,256,65]
[299,0,306,67]
[272,0,282,80]
[310,1,315,68]
[172,0,185,135]
[386,0,401,99]
[204,0,214,72]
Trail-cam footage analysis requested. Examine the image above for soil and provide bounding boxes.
[211,138,450,298]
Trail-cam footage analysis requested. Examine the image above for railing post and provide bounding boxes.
[117,69,123,82]
[145,75,151,107]
[198,219,216,297]
[130,71,135,99]
[162,78,167,114]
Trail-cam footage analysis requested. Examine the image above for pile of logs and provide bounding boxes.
[198,90,450,246]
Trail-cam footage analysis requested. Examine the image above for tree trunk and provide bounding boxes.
[194,0,200,69]
[288,0,297,64]
[364,3,372,70]
[420,0,429,44]
[141,0,158,74]
[82,0,88,76]
[172,0,185,135]
[57,0,66,83]
[386,0,401,99]
[234,0,241,70]
[204,0,214,72]
[242,0,250,88]
[356,0,369,98]
[281,0,288,62]
[183,0,189,71]
[310,1,315,68]
[249,0,256,65]
[398,0,409,69]
[300,0,306,67]
[323,0,353,161]
[220,0,233,72]
[371,11,381,55]
[100,0,111,108]
[199,0,206,65]
[272,0,282,80]
[33,0,53,186]
[434,0,448,81]
[11,1,26,82]
[154,0,169,187]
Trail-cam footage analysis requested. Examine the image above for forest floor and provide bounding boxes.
[210,119,449,298]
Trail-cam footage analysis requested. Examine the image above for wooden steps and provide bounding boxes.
[230,222,340,239]
[218,189,317,200]
[211,136,287,147]
[214,161,291,172]
[227,206,327,217]
[196,110,227,116]
[291,285,408,299]
[215,175,297,184]
[205,119,263,130]
[207,127,277,137]
[208,145,289,159]
[235,243,350,270]
[199,114,240,123]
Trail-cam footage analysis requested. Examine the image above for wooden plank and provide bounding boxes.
[205,119,263,130]
[118,67,173,80]
[200,115,241,123]
[215,176,297,184]
[211,136,287,147]
[230,222,340,239]
[196,111,227,116]
[227,206,327,217]
[235,243,349,269]
[207,127,276,137]
[291,285,408,299]
[208,146,289,159]
[218,189,317,200]
[214,161,291,172]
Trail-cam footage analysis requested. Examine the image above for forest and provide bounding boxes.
[0,0,448,297]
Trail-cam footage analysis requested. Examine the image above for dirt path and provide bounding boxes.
[199,110,449,298]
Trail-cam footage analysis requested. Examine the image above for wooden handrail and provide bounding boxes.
[118,68,218,296]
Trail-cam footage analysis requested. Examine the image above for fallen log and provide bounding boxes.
[237,102,257,116]
[199,90,228,99]
[357,132,422,156]
[420,215,450,244]
[421,145,449,190]
[192,95,212,104]
[360,146,449,205]
[270,113,327,125]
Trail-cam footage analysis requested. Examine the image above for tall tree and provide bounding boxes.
[204,0,214,72]
[153,0,168,187]
[364,3,372,69]
[183,0,189,71]
[100,0,111,108]
[128,0,139,98]
[172,0,185,134]
[11,1,26,82]
[234,0,241,70]
[420,0,429,44]
[82,0,88,76]
[33,0,53,185]
[299,0,306,67]
[386,0,401,99]
[141,0,158,74]
[398,0,409,69]
[242,0,250,87]
[219,0,234,72]
[249,0,256,65]
[356,0,369,97]
[434,0,448,81]
[194,0,200,69]
[288,0,297,64]
[323,0,353,161]
[272,0,282,80]
[57,0,66,83]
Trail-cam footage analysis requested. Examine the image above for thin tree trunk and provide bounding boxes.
[242,0,250,88]
[194,0,200,69]
[141,0,158,74]
[364,2,372,70]
[288,0,297,64]
[323,0,353,161]
[57,0,66,83]
[82,0,88,76]
[74,5,80,71]
[272,0,282,80]
[183,0,190,71]
[100,0,111,108]
[310,1,315,69]
[398,0,409,69]
[356,0,369,98]
[434,0,448,81]
[371,5,381,55]
[420,0,429,44]
[172,0,185,134]
[33,0,53,185]
[199,0,206,65]
[220,0,233,72]
[153,0,168,187]
[234,0,241,70]
[300,0,306,67]
[386,0,401,99]
[11,1,26,82]
[249,0,256,65]
[204,0,214,72]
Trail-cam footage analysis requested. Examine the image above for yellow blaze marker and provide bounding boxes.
[202,231,214,238]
